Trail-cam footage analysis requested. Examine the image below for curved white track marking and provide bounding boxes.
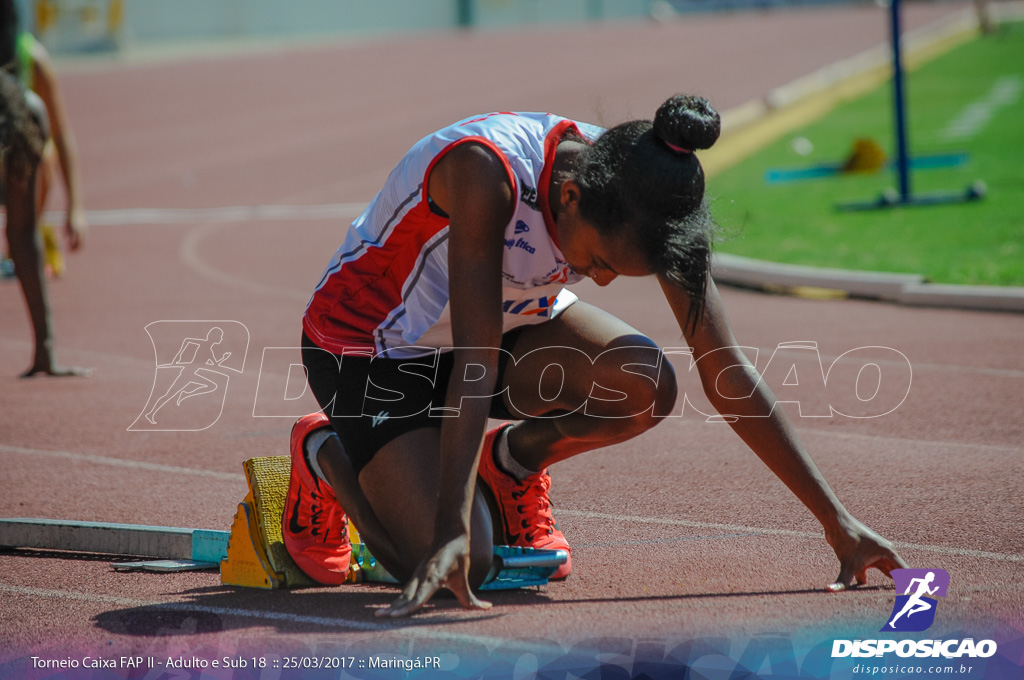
[179,221,310,301]
[3,444,1018,564]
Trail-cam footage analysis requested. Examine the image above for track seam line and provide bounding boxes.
[0,444,241,481]
[558,510,1024,563]
[796,429,1024,455]
[4,447,1019,563]
[43,203,367,227]
[755,347,1024,380]
[0,584,513,645]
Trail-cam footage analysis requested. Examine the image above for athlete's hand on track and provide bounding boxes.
[825,517,908,592]
[375,534,491,617]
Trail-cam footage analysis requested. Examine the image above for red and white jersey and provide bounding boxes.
[303,112,603,358]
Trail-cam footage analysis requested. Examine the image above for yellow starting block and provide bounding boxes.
[221,456,357,589]
[221,456,567,591]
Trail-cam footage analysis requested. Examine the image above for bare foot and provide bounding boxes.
[20,364,94,378]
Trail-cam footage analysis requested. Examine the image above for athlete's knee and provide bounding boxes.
[587,338,677,426]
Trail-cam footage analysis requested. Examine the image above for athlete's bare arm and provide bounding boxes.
[378,142,514,617]
[659,276,908,589]
[29,40,86,249]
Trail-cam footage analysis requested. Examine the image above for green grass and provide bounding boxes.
[711,22,1024,286]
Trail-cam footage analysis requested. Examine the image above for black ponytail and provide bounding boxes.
[573,93,721,331]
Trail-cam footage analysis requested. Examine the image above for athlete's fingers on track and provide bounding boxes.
[377,573,436,618]
[828,559,867,592]
[827,549,908,592]
[447,586,492,612]
[827,571,857,592]
[376,539,489,617]
[872,554,909,579]
[448,563,492,612]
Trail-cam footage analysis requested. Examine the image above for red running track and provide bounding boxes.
[1,3,1021,674]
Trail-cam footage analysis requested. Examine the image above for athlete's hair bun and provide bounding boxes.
[653,94,721,153]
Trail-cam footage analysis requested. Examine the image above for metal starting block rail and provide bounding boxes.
[0,457,565,592]
[0,518,228,572]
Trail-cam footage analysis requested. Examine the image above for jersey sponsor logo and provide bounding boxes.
[504,237,536,255]
[541,264,573,284]
[519,182,539,211]
[503,294,558,317]
[514,220,530,234]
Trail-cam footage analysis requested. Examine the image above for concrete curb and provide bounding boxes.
[707,3,1024,314]
[896,282,1024,312]
[711,254,1024,312]
[711,253,924,300]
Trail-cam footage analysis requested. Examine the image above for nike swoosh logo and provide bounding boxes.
[288,496,306,534]
[484,478,522,544]
[502,508,521,545]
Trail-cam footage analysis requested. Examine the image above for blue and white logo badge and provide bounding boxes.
[882,568,950,632]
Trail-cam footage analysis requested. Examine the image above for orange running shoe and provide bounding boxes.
[478,423,572,579]
[282,413,351,584]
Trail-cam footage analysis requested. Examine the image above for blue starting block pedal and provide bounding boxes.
[348,540,566,590]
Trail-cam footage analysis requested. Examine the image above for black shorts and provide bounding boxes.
[301,331,522,474]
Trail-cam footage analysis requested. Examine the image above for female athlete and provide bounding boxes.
[282,94,907,617]
[2,0,89,376]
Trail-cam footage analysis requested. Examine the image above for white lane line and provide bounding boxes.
[558,510,1024,563]
[0,584,513,645]
[44,203,367,227]
[759,346,1024,380]
[4,446,1021,563]
[0,444,241,481]
[798,429,1024,456]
